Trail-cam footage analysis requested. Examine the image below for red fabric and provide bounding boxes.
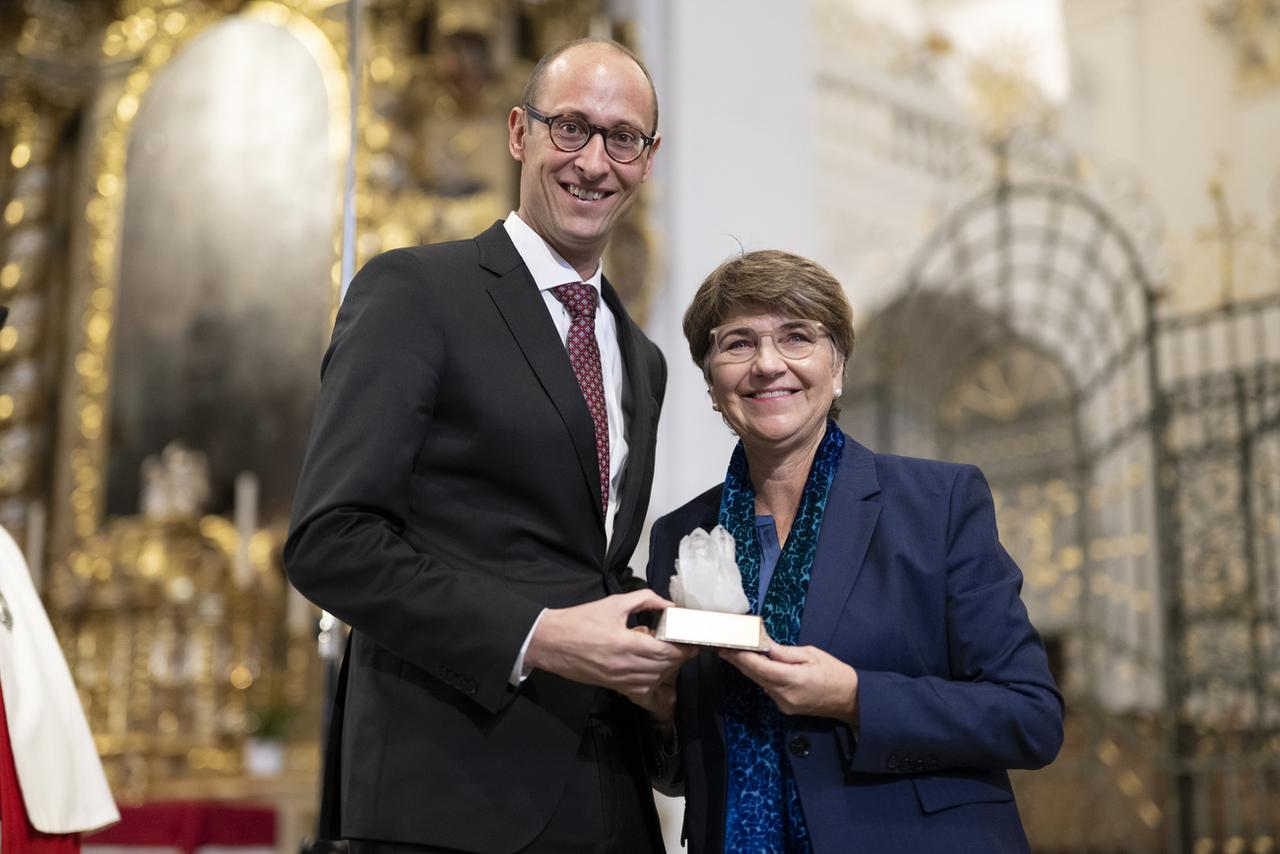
[86,801,275,854]
[0,680,81,854]
[552,283,610,514]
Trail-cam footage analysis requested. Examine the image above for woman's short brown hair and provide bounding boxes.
[683,250,855,419]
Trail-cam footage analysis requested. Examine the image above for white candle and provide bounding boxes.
[287,586,312,634]
[24,500,45,590]
[233,471,258,588]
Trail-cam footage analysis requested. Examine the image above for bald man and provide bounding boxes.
[286,39,690,854]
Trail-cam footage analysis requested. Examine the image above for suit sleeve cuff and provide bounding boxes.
[508,608,548,687]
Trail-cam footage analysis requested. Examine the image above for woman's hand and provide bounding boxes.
[721,639,859,725]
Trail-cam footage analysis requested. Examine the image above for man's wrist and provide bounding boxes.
[523,605,568,674]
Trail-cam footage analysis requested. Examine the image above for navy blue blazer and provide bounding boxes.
[647,433,1063,854]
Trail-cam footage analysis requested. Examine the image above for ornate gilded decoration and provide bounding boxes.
[0,89,64,561]
[0,0,107,568]
[964,42,1053,147]
[357,0,526,258]
[1168,163,1280,314]
[53,460,304,796]
[1204,0,1280,91]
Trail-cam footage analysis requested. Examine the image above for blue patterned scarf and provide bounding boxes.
[718,420,844,854]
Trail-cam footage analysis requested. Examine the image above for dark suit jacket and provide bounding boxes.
[285,222,666,852]
[647,433,1063,854]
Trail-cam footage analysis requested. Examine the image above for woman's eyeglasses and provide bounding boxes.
[708,319,830,364]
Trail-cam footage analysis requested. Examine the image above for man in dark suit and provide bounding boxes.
[285,39,690,854]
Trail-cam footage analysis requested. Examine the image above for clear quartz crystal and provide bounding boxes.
[670,525,750,614]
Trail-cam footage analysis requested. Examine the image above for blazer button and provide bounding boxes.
[788,735,811,758]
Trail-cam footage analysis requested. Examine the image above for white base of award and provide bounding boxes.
[655,607,768,651]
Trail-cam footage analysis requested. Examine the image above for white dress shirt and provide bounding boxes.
[502,212,629,538]
[502,212,631,685]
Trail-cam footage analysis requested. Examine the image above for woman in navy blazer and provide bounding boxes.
[647,250,1063,853]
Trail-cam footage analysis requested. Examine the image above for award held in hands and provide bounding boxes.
[655,526,768,651]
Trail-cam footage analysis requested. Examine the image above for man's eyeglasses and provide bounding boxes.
[523,104,655,164]
[708,319,831,364]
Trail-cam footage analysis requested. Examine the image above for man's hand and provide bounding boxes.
[622,626,688,728]
[721,639,859,725]
[524,590,695,695]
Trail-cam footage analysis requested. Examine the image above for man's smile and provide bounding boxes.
[563,182,612,201]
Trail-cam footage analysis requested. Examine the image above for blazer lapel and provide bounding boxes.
[601,277,657,566]
[478,223,604,527]
[798,437,881,649]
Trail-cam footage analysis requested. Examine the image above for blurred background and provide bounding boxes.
[1,0,1278,851]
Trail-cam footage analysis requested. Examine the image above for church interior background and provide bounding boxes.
[1,0,1278,851]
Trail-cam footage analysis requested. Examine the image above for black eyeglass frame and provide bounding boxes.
[522,103,656,164]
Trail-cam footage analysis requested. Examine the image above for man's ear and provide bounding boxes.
[640,134,661,181]
[508,106,527,162]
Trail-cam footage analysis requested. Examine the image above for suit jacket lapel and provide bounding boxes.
[798,437,881,649]
[477,223,604,527]
[601,277,657,566]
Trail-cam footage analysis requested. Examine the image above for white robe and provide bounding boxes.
[0,524,119,834]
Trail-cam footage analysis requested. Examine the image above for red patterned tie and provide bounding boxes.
[552,283,609,515]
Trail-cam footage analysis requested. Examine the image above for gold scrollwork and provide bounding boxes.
[0,84,68,546]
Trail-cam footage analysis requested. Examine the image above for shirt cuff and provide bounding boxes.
[509,608,548,687]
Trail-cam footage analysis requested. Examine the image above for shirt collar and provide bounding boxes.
[503,212,604,294]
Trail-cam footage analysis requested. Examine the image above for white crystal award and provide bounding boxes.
[655,525,768,651]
